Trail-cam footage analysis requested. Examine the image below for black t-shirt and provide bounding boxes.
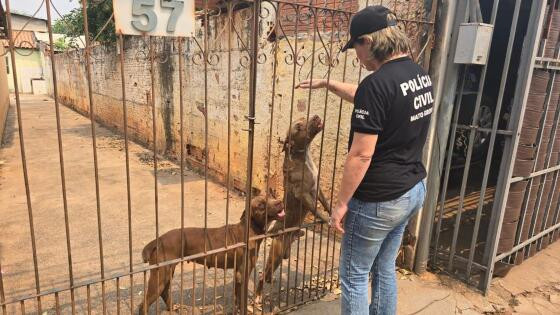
[349,56,433,202]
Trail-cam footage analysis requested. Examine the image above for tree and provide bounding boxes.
[52,0,115,44]
[53,37,68,50]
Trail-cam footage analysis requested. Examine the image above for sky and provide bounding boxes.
[1,0,79,22]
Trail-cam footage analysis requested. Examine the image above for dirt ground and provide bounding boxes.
[0,95,340,314]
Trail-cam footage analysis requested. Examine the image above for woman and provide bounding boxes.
[297,5,433,315]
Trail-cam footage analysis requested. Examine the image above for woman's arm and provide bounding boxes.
[296,79,358,103]
[330,132,378,233]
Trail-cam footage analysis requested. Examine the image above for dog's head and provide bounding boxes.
[243,195,285,231]
[251,195,285,221]
[282,115,323,153]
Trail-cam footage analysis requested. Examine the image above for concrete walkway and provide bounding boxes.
[289,240,560,315]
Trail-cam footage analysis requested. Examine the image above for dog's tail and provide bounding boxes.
[142,239,159,263]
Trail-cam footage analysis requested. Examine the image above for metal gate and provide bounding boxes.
[0,0,436,314]
[421,0,560,293]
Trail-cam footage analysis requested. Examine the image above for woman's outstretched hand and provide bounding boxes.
[296,79,327,89]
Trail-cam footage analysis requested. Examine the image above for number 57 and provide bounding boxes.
[131,0,184,33]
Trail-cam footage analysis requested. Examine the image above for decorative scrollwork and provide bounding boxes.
[256,52,267,64]
[240,55,251,69]
[207,52,220,66]
[191,51,205,66]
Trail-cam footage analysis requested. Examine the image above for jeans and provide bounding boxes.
[339,180,426,315]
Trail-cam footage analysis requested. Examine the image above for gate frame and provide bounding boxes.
[416,0,554,294]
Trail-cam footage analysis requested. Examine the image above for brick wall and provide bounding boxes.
[275,0,358,37]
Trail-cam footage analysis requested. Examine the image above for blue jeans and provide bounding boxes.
[339,180,426,315]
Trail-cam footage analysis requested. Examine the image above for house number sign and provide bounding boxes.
[113,0,195,37]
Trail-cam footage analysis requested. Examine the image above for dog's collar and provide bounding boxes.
[288,146,308,155]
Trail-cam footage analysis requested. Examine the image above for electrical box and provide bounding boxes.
[454,23,494,65]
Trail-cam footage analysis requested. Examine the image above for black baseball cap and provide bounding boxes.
[341,5,397,52]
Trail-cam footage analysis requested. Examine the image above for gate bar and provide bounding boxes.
[325,19,351,294]
[0,244,244,308]
[537,109,560,250]
[465,0,522,279]
[278,2,300,309]
[432,66,467,267]
[495,220,560,261]
[80,0,107,311]
[224,3,234,311]
[202,0,210,310]
[297,6,319,305]
[312,10,337,298]
[241,0,261,313]
[148,35,162,315]
[178,36,187,314]
[511,165,560,182]
[117,33,134,315]
[45,0,77,312]
[482,0,547,293]
[518,59,557,259]
[259,1,281,312]
[533,24,560,252]
[511,0,558,263]
[4,1,42,312]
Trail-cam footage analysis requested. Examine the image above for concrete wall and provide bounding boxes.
[0,46,9,141]
[6,49,44,93]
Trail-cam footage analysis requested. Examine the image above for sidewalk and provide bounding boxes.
[289,240,560,315]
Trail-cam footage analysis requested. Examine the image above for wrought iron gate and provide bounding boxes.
[425,0,560,293]
[0,0,436,314]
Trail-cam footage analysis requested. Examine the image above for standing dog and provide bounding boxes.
[255,115,332,302]
[138,195,285,314]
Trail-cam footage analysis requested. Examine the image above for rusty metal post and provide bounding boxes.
[116,33,134,315]
[147,35,161,315]
[178,36,187,313]
[80,1,106,312]
[45,0,77,312]
[4,1,42,312]
[241,0,262,313]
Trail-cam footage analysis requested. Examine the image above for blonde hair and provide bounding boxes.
[359,21,411,63]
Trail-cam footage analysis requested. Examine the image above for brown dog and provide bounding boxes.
[137,195,285,314]
[255,115,331,302]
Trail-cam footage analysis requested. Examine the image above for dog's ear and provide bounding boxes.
[251,187,261,197]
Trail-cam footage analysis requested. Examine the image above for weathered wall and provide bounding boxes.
[0,46,9,140]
